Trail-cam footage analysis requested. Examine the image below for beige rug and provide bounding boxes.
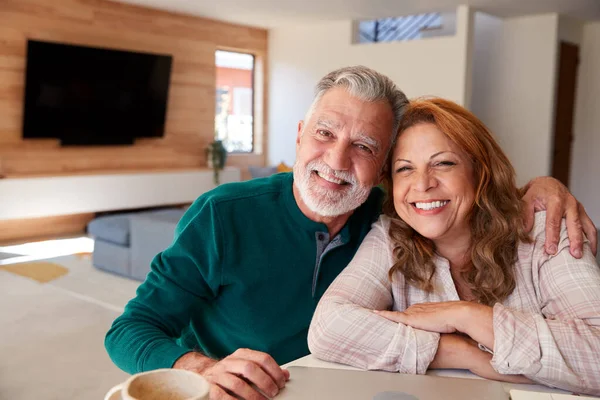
[0,254,139,400]
[0,261,69,283]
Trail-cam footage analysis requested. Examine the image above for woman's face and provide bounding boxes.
[391,122,476,244]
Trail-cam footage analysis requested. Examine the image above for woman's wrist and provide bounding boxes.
[454,302,495,350]
[430,333,482,370]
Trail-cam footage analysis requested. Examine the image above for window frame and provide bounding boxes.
[215,49,256,154]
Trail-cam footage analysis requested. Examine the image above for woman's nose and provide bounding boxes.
[413,170,436,191]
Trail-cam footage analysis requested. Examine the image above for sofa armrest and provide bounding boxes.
[129,215,179,281]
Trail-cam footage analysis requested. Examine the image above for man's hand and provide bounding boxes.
[521,176,597,257]
[173,349,290,400]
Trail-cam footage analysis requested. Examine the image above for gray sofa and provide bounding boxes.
[88,208,186,281]
[88,213,600,280]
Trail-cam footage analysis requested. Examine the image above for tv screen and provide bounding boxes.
[22,40,173,146]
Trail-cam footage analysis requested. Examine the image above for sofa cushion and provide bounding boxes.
[249,166,278,179]
[276,162,293,173]
[88,213,135,246]
[92,239,131,276]
[88,208,186,247]
[139,209,186,224]
[129,210,185,281]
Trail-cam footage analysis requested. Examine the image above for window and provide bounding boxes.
[215,50,255,153]
[357,13,449,43]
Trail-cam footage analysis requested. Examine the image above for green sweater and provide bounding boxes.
[105,172,383,373]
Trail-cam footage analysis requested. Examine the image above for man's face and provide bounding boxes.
[293,87,394,217]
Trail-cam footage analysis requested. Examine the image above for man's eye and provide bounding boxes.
[316,129,332,137]
[356,144,373,154]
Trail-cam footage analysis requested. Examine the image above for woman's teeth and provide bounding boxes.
[414,200,449,211]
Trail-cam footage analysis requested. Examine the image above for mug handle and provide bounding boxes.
[104,383,124,400]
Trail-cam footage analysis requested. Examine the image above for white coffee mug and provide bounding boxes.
[104,368,210,400]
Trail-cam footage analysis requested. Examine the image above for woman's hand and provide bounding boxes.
[430,334,533,384]
[375,301,496,349]
[374,301,467,333]
[468,348,534,384]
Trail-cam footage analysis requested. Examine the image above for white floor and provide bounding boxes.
[0,253,139,399]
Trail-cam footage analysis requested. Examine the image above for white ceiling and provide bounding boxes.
[110,0,600,28]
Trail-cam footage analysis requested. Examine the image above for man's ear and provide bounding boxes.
[296,121,304,146]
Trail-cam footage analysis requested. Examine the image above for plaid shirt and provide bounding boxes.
[308,212,600,396]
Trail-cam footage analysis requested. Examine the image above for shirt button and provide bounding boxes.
[317,233,324,241]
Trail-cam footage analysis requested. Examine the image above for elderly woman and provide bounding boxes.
[307,98,600,395]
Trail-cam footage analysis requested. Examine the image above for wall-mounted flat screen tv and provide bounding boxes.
[22,40,173,146]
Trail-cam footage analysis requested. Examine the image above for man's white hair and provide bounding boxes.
[304,65,408,146]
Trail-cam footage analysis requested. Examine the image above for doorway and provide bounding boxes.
[551,41,580,188]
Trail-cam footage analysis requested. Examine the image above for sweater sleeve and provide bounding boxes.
[490,217,600,396]
[308,217,440,374]
[104,196,225,374]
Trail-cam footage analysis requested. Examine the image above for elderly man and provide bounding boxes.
[105,66,597,400]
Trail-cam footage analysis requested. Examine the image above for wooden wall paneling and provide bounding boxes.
[0,213,95,244]
[0,0,268,177]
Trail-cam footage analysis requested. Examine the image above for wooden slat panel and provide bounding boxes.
[0,213,95,243]
[0,0,268,176]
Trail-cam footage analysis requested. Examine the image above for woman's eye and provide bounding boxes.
[395,166,411,173]
[437,161,456,167]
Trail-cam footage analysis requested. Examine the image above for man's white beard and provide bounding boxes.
[293,159,372,217]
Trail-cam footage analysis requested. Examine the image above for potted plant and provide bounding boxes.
[205,140,228,185]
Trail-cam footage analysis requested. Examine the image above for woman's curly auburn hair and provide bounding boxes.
[381,97,531,306]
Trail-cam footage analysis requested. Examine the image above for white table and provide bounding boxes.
[104,355,586,400]
[284,354,569,397]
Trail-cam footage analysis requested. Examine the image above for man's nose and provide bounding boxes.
[324,142,351,171]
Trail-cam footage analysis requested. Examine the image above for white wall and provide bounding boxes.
[268,6,474,166]
[570,22,600,224]
[470,12,504,124]
[471,13,559,186]
[421,11,458,39]
[558,16,584,45]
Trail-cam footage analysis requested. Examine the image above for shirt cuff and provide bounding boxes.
[490,303,542,375]
[396,327,440,375]
[139,339,193,372]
